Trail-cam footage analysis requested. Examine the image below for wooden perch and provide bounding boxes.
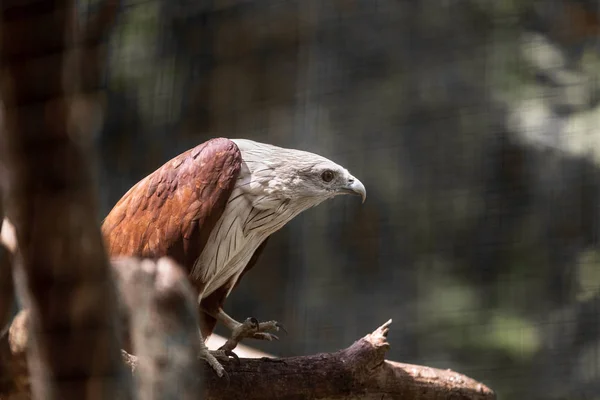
[142,320,495,400]
[111,258,496,400]
[1,314,496,399]
[0,246,496,400]
[1,268,496,400]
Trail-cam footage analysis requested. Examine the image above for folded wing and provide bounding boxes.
[101,137,243,284]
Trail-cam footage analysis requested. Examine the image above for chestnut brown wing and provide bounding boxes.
[101,137,242,278]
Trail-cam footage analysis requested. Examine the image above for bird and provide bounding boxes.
[101,137,366,376]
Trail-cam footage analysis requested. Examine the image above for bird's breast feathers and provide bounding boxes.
[191,177,296,298]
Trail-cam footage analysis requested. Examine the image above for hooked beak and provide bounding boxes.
[339,176,366,203]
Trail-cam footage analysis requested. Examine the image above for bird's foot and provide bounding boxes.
[219,317,286,352]
[198,343,238,378]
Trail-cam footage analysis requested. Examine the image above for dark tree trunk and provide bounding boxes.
[0,1,126,399]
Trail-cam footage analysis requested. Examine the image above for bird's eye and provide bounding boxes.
[321,170,335,182]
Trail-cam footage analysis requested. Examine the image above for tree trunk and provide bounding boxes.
[0,1,126,399]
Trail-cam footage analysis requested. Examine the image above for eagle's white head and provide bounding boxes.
[230,139,366,212]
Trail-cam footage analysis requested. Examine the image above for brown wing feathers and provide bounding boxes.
[101,137,243,279]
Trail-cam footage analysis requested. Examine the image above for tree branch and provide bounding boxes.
[1,287,496,400]
[179,320,494,400]
[111,258,495,399]
[112,257,204,400]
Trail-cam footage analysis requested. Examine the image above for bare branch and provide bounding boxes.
[192,320,497,400]
[111,257,204,400]
[1,309,496,400]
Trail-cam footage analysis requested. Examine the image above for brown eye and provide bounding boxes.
[321,170,335,182]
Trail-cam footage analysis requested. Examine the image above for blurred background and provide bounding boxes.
[84,0,600,398]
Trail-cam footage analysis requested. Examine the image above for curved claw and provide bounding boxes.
[200,352,226,378]
[221,369,231,387]
[210,348,240,365]
[275,322,288,335]
[224,349,240,364]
